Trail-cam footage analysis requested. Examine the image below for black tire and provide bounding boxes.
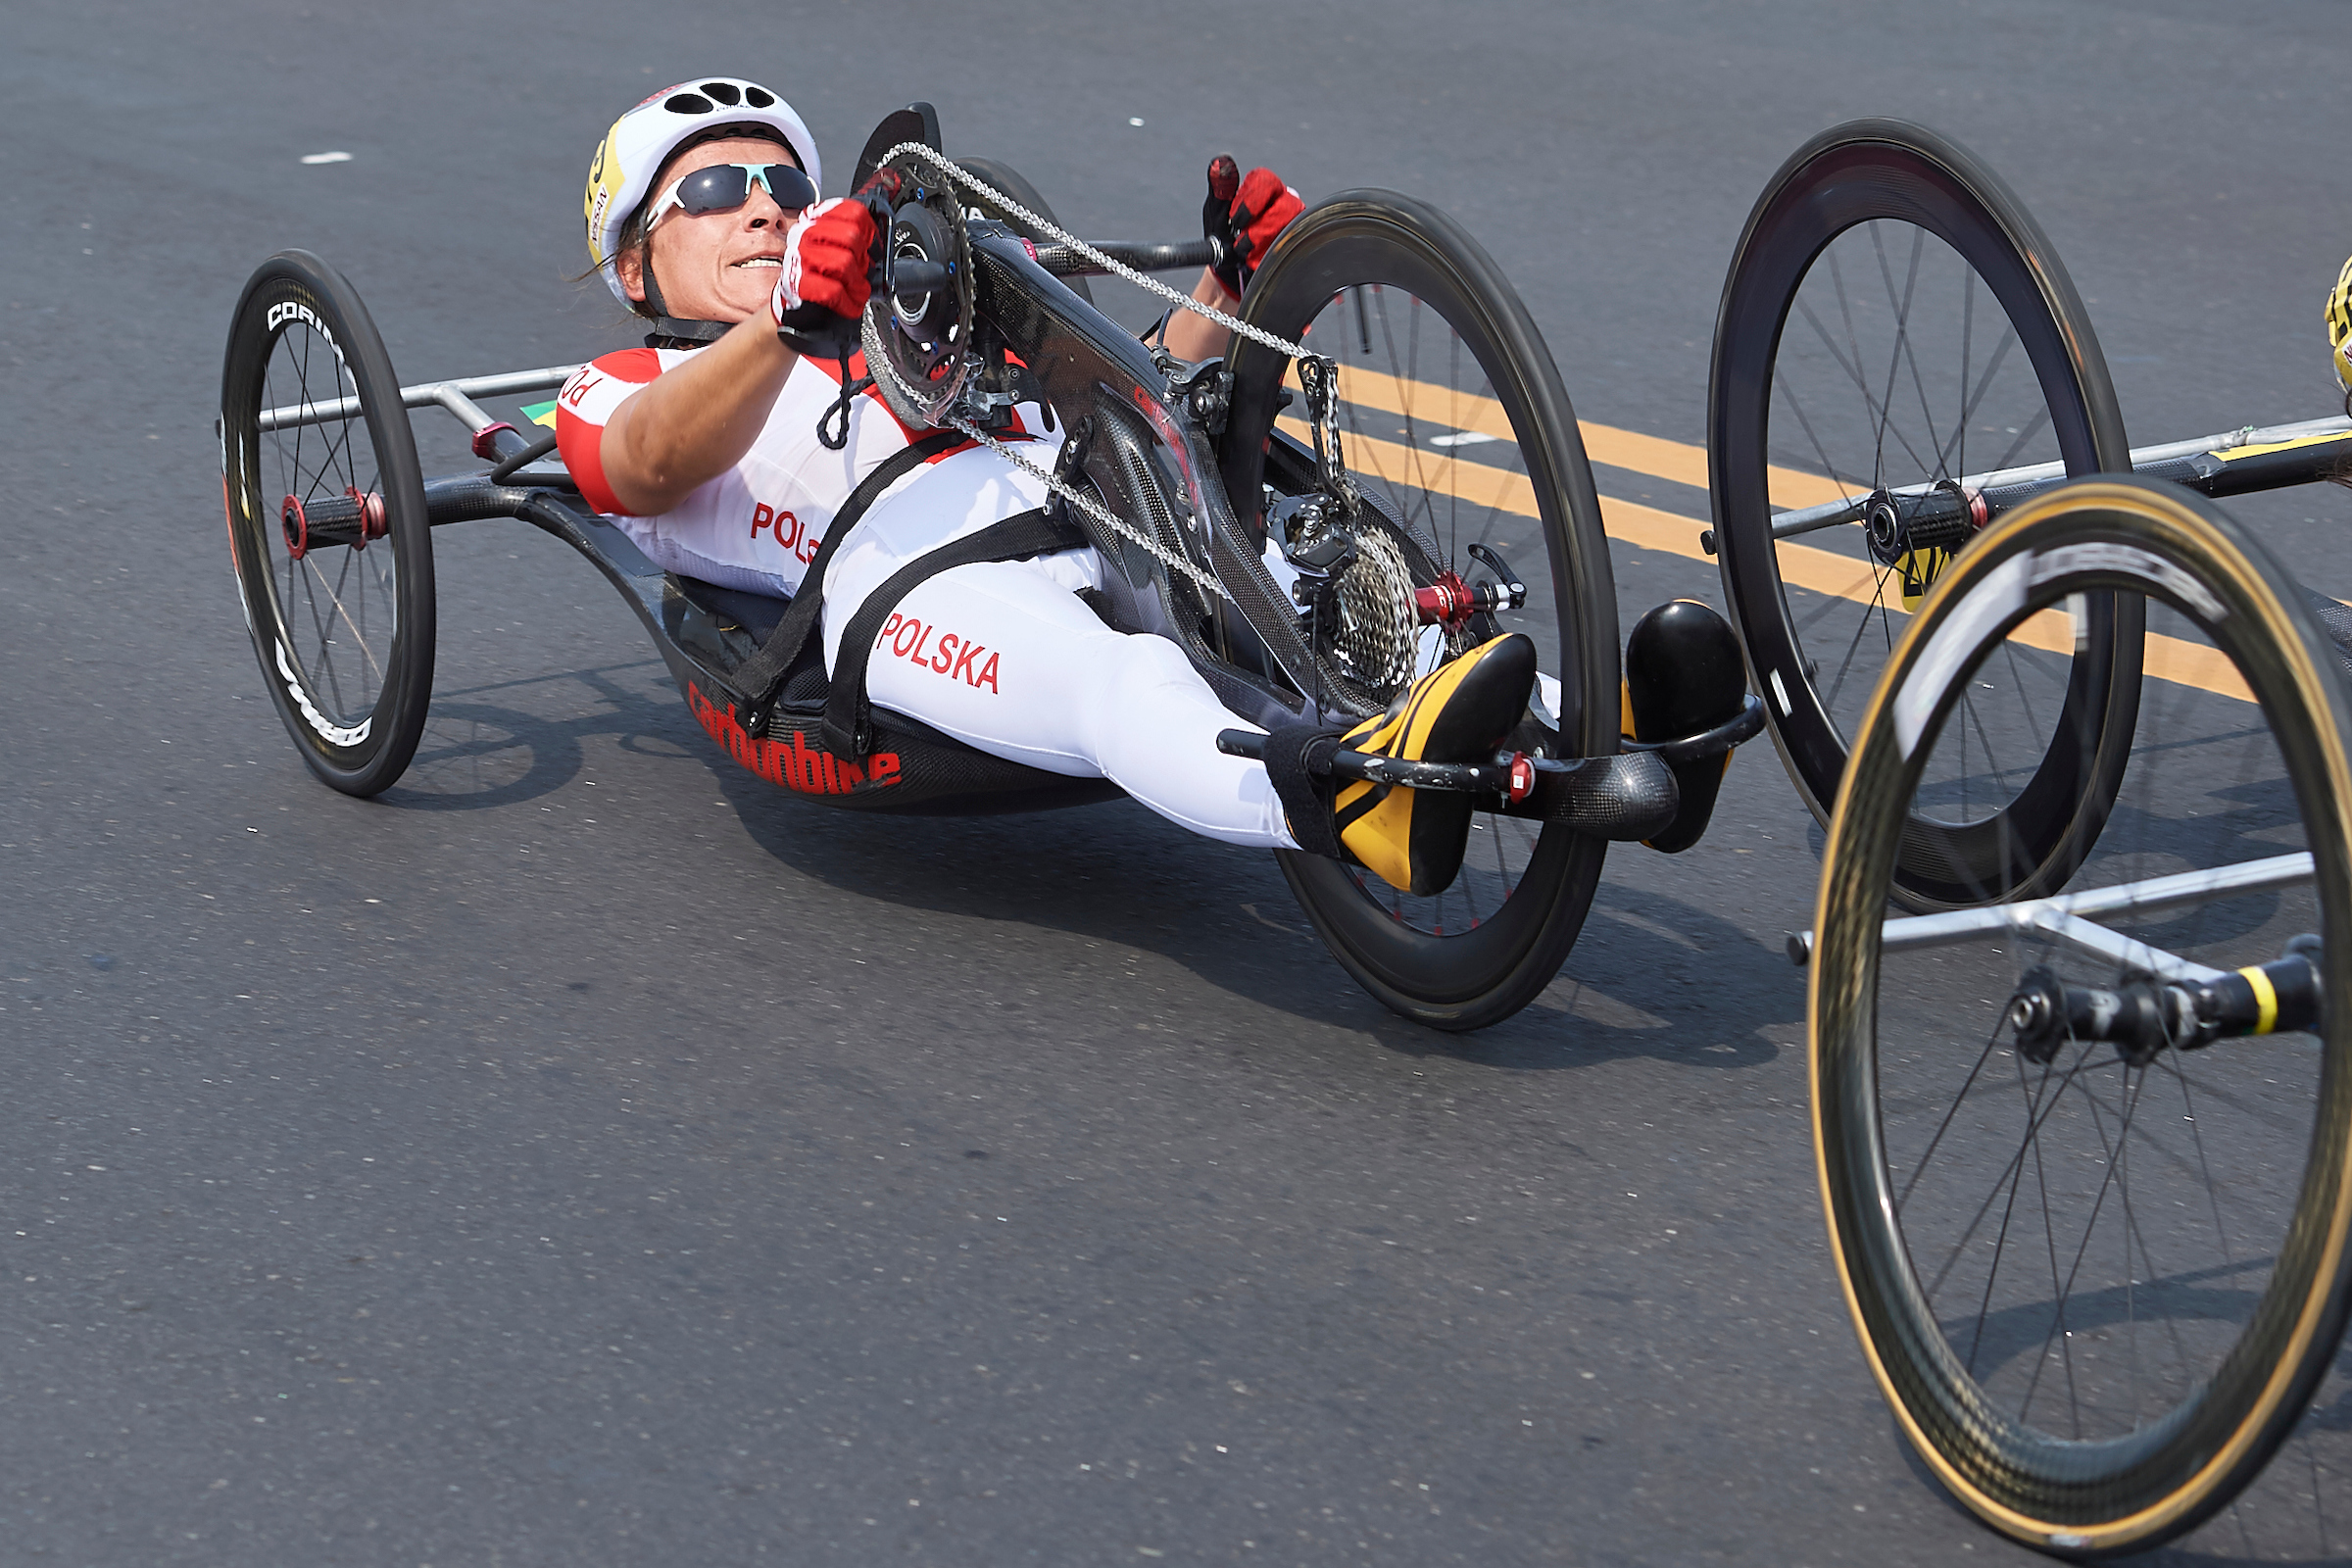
[1710,120,2142,906]
[1220,192,1617,1031]
[220,250,434,797]
[1811,478,2352,1556]
[956,157,1092,305]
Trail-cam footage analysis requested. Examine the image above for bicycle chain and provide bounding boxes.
[864,144,1364,608]
[859,315,1234,602]
[873,143,1320,363]
[1294,357,1361,521]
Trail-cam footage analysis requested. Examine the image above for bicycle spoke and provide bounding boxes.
[1306,280,1553,936]
[1953,269,1974,481]
[1874,221,1944,482]
[1988,404,2054,476]
[254,320,396,727]
[1774,375,1871,507]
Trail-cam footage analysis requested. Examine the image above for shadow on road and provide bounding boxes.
[374,672,1800,1062]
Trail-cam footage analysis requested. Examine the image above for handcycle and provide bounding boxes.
[216,103,1758,1034]
[1715,120,2352,1556]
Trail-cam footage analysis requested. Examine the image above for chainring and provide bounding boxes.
[862,161,976,429]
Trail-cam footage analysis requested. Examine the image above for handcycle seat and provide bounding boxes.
[659,569,1119,814]
[671,572,790,639]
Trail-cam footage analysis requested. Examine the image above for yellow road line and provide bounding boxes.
[1281,416,2257,705]
[1593,497,2253,704]
[1283,415,1540,520]
[1319,363,1853,511]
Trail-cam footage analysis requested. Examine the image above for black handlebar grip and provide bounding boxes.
[889,258,953,295]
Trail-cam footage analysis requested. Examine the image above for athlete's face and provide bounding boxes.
[621,135,805,323]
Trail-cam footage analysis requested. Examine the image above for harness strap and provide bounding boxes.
[644,316,731,348]
[740,428,968,735]
[821,506,1090,760]
[1257,716,1348,858]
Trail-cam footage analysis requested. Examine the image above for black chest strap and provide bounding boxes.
[740,428,968,735]
[645,317,731,348]
[819,505,1090,760]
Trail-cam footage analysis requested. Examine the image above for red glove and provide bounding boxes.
[1203,157,1304,297]
[771,197,878,326]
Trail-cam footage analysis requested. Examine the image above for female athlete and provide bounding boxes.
[557,77,1535,893]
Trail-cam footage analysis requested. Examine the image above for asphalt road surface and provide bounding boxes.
[5,2,2349,1563]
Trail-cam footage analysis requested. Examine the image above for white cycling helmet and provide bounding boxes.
[584,76,822,305]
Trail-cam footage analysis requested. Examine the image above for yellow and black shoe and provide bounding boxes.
[2327,252,2352,395]
[1334,633,1538,895]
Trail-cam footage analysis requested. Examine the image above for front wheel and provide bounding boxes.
[220,250,434,796]
[1811,478,2352,1555]
[1220,192,1617,1031]
[1710,120,2141,906]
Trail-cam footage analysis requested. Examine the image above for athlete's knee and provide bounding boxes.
[1079,631,1196,712]
[1073,633,1224,770]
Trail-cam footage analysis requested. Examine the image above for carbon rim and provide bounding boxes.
[1813,482,2352,1553]
[1222,194,1614,1025]
[1712,122,2140,906]
[220,252,431,794]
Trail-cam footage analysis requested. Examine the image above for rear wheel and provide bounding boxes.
[1220,192,1617,1031]
[1811,479,2352,1555]
[1711,120,2140,906]
[220,250,433,797]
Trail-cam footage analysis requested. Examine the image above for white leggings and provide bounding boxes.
[802,447,1299,849]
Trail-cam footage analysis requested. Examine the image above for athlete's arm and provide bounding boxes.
[1164,158,1303,362]
[596,322,797,515]
[1162,270,1240,362]
[592,196,880,515]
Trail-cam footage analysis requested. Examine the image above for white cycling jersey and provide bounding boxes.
[554,344,1299,849]
[555,344,1019,597]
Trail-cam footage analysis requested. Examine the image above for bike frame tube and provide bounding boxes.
[1772,415,2352,539]
[1028,238,1219,277]
[960,221,1337,720]
[256,366,582,434]
[1787,851,2316,976]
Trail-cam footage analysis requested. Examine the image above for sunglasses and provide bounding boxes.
[645,161,819,229]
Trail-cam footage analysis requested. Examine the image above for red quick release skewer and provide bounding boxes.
[1506,752,1536,804]
[1415,571,1478,627]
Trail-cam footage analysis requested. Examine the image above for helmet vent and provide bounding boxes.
[745,85,775,108]
[701,81,741,105]
[663,92,713,116]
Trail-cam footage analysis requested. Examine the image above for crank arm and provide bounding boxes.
[1215,731,1679,841]
[1621,693,1767,764]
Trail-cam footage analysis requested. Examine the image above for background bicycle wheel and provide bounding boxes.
[1813,485,2352,1553]
[3,3,2347,1564]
